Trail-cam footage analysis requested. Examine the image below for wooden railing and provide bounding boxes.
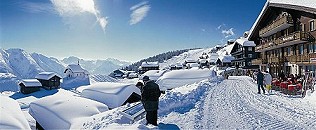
[256,31,311,52]
[286,53,316,63]
[259,14,293,37]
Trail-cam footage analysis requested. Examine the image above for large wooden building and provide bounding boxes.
[249,0,316,77]
[231,33,259,69]
[35,72,61,90]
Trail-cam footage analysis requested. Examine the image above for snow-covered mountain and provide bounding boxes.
[61,56,131,75]
[0,48,64,79]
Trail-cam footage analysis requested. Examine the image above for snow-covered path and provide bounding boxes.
[198,76,316,129]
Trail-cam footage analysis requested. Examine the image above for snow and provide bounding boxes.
[28,89,109,129]
[218,55,235,63]
[19,79,42,87]
[0,73,19,92]
[35,71,61,80]
[141,62,159,67]
[81,82,141,109]
[0,95,31,129]
[236,37,256,46]
[140,70,169,81]
[156,68,216,90]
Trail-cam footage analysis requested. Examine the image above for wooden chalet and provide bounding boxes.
[248,0,316,77]
[19,79,41,94]
[231,32,259,69]
[139,62,159,74]
[35,72,61,90]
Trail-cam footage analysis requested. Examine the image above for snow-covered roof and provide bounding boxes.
[218,55,235,63]
[19,79,42,87]
[81,82,141,109]
[156,69,215,90]
[141,62,159,67]
[29,89,108,129]
[65,64,88,73]
[235,37,256,47]
[35,72,61,80]
[217,43,235,56]
[249,0,316,40]
[0,96,31,129]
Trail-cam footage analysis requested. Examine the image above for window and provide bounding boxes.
[309,44,314,53]
[300,24,305,31]
[248,47,252,51]
[310,20,315,31]
[314,43,316,53]
[248,54,253,58]
[287,47,291,55]
[299,44,304,55]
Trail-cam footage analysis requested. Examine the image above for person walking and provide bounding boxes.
[264,71,272,94]
[257,70,265,94]
[141,76,161,126]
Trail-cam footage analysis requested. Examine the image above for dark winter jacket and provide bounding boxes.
[141,80,161,111]
[257,72,264,83]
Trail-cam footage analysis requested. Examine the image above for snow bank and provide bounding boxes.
[0,95,31,129]
[29,89,108,129]
[81,82,141,109]
[156,69,216,90]
[62,76,90,90]
[72,77,220,129]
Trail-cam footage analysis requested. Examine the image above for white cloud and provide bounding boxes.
[20,1,55,14]
[221,28,235,38]
[129,1,150,25]
[216,24,226,30]
[50,0,108,32]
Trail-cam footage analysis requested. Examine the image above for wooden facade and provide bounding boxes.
[231,43,259,69]
[19,83,40,94]
[37,75,61,90]
[249,4,316,77]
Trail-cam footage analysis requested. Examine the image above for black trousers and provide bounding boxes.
[146,110,158,126]
[258,82,265,93]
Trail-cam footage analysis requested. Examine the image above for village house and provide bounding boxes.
[138,62,159,74]
[231,32,259,69]
[249,0,316,77]
[64,64,89,78]
[19,79,42,94]
[35,72,61,90]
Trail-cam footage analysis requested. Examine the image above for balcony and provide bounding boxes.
[286,53,316,63]
[252,59,262,65]
[255,31,312,52]
[259,14,293,37]
[277,31,311,45]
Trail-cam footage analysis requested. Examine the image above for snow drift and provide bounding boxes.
[81,82,141,109]
[156,68,216,90]
[28,89,109,129]
[0,95,31,129]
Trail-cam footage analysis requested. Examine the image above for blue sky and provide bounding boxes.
[0,0,266,62]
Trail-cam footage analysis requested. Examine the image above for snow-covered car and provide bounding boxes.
[0,96,31,130]
[187,63,200,69]
[29,89,109,129]
[81,82,141,109]
[139,69,169,81]
[127,72,138,79]
[156,68,216,90]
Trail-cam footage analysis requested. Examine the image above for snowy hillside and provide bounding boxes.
[62,56,131,75]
